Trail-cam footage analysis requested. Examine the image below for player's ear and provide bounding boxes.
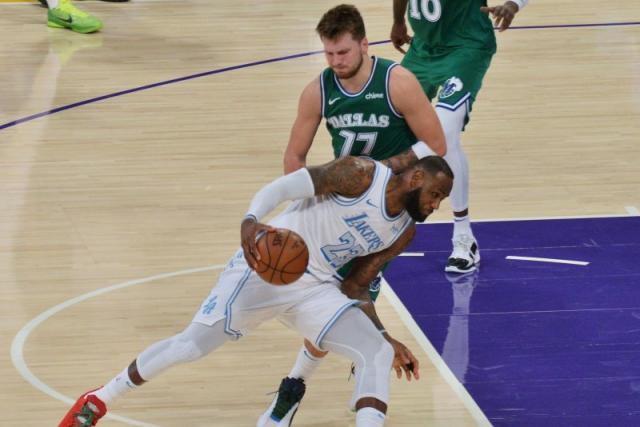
[409,168,425,189]
[361,36,369,52]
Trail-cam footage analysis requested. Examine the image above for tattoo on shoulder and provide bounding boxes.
[308,157,373,197]
[382,148,418,174]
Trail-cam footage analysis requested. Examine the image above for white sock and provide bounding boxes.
[288,346,323,380]
[453,215,472,238]
[356,407,386,427]
[48,0,60,9]
[92,366,137,405]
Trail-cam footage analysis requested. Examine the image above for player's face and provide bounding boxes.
[321,32,368,79]
[405,172,452,223]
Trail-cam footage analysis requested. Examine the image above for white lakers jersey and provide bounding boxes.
[269,161,414,283]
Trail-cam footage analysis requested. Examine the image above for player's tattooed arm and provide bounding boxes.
[340,224,416,329]
[341,225,421,381]
[307,156,374,197]
[381,148,419,174]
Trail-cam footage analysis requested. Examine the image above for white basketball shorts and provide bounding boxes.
[192,249,359,349]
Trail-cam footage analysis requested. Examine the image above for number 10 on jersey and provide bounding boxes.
[409,0,442,22]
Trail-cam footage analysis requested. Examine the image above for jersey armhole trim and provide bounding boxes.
[380,167,405,222]
[386,216,415,249]
[319,72,326,117]
[385,63,403,119]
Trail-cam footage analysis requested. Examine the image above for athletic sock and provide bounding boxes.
[288,345,323,380]
[92,366,138,405]
[453,214,472,238]
[356,407,386,426]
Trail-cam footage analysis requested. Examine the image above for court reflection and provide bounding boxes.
[441,269,480,384]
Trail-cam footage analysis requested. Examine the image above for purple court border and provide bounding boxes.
[1,21,639,132]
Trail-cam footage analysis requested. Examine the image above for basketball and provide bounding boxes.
[254,228,309,285]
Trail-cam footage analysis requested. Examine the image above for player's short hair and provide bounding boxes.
[416,156,455,180]
[316,4,366,42]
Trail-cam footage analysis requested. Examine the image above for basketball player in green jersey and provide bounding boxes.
[258,5,447,426]
[391,0,529,273]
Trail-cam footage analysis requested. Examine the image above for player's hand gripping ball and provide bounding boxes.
[255,228,309,285]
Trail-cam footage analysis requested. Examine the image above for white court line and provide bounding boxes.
[11,264,224,427]
[399,252,424,257]
[380,278,492,427]
[420,212,638,225]
[505,256,589,266]
[625,206,640,216]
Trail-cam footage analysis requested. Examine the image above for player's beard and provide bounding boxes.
[405,188,430,223]
[334,53,364,79]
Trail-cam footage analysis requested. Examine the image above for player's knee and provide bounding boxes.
[304,338,328,358]
[436,107,465,150]
[355,336,393,379]
[349,341,393,410]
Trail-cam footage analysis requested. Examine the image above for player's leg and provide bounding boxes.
[46,0,103,34]
[275,273,383,379]
[258,268,385,426]
[432,49,493,273]
[436,101,481,272]
[321,307,394,426]
[58,320,232,426]
[60,253,284,426]
[261,284,392,427]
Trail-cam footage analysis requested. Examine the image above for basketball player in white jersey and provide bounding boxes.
[59,155,453,427]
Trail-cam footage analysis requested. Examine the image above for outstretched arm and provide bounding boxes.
[341,224,421,380]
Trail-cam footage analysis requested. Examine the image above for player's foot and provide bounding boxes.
[58,389,107,427]
[40,0,129,5]
[257,377,306,427]
[47,0,103,34]
[445,234,480,273]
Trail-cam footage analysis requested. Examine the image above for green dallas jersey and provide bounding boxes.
[321,56,417,160]
[407,0,496,53]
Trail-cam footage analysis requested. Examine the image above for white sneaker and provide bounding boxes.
[445,234,480,273]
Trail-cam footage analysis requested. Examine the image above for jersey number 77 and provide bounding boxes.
[339,130,378,157]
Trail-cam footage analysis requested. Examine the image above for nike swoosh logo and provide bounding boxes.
[328,97,340,105]
[57,13,73,24]
[366,199,378,208]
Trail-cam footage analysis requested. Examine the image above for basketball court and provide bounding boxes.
[1,1,639,425]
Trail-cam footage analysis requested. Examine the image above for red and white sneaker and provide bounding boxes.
[58,389,107,427]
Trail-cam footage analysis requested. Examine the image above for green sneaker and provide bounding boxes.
[47,0,103,34]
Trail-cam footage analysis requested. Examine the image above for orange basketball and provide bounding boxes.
[255,228,309,285]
